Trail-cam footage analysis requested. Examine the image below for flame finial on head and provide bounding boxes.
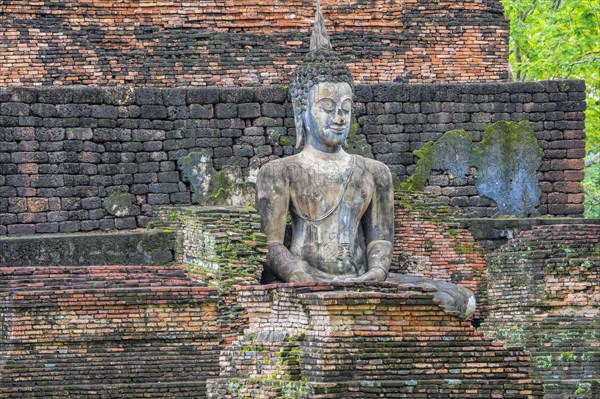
[309,0,332,52]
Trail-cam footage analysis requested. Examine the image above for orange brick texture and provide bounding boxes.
[207,283,544,398]
[0,265,221,398]
[0,0,509,87]
[392,191,488,321]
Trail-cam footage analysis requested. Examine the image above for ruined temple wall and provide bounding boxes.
[481,224,600,398]
[0,0,509,86]
[0,81,586,236]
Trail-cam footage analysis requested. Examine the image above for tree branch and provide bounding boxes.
[586,152,600,168]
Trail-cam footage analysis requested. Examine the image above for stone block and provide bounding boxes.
[167,105,189,120]
[220,88,254,103]
[1,102,30,116]
[215,103,238,118]
[136,88,163,105]
[255,86,288,103]
[187,88,220,104]
[190,104,214,119]
[38,88,72,104]
[238,103,261,119]
[140,105,168,120]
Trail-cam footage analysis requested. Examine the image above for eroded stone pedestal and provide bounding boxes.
[207,283,543,399]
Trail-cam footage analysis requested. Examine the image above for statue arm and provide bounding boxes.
[256,161,314,283]
[357,161,395,282]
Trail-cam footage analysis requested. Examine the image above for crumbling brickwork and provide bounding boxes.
[0,265,221,398]
[482,224,600,399]
[0,0,509,86]
[207,283,544,398]
[393,191,488,320]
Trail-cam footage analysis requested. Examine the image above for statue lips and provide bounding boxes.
[328,126,347,135]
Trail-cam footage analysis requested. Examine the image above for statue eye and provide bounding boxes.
[319,99,335,112]
[342,100,352,112]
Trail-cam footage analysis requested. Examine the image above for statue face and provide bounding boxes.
[303,82,353,150]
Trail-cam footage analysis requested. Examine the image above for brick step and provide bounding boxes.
[0,265,198,291]
[1,341,219,387]
[207,378,545,398]
[0,381,208,399]
[0,230,177,267]
[0,264,221,397]
[4,287,220,344]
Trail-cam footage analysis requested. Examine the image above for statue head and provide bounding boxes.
[290,1,354,151]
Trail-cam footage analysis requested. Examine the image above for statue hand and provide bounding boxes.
[289,269,315,283]
[352,268,387,282]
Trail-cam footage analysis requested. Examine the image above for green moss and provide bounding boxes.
[398,129,472,191]
[398,140,435,191]
[207,169,233,202]
[472,120,543,217]
[102,192,135,216]
[345,123,374,158]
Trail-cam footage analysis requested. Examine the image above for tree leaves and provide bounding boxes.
[501,0,600,216]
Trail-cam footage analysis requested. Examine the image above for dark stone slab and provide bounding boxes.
[0,230,177,266]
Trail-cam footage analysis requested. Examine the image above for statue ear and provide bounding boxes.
[292,100,305,150]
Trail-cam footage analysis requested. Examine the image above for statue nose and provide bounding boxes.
[333,108,345,125]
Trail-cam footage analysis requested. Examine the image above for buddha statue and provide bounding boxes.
[256,3,476,319]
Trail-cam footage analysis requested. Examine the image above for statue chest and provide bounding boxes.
[287,167,374,224]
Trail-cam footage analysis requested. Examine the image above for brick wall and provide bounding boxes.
[481,224,599,399]
[0,0,508,87]
[207,283,544,398]
[0,265,221,398]
[0,81,586,236]
[393,191,488,321]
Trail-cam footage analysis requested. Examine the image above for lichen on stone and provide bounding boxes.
[102,192,138,217]
[178,151,255,206]
[398,129,472,191]
[344,122,374,159]
[472,120,543,217]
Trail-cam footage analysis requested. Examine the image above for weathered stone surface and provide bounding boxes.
[256,9,475,320]
[0,262,219,397]
[102,192,139,217]
[0,80,587,235]
[0,229,176,266]
[473,120,543,217]
[178,151,255,207]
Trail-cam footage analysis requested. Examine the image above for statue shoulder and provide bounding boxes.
[358,157,393,186]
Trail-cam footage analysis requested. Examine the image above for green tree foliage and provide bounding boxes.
[501,0,600,217]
